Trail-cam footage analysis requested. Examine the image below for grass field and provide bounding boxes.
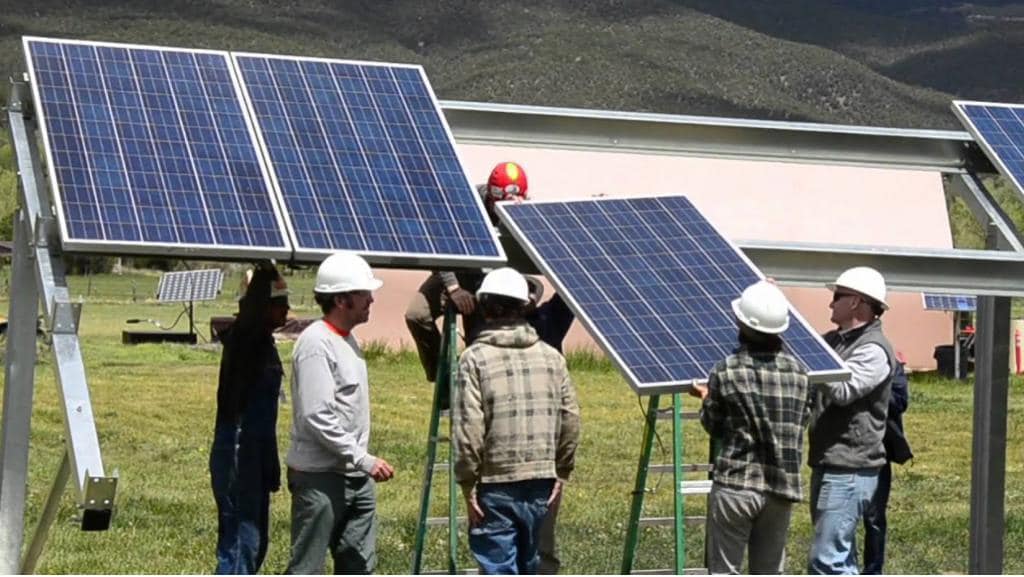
[2,270,1023,574]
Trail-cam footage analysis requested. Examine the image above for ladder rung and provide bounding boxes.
[637,516,706,527]
[426,516,468,526]
[431,463,450,473]
[680,480,714,495]
[439,409,451,418]
[430,435,450,443]
[423,570,479,575]
[632,569,707,575]
[655,408,700,420]
[649,463,713,474]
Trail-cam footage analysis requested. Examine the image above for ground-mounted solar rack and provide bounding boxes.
[1,36,506,574]
[3,36,1024,575]
[922,292,977,381]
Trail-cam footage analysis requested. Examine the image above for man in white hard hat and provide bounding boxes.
[689,280,811,574]
[453,267,581,575]
[284,252,395,574]
[807,266,897,575]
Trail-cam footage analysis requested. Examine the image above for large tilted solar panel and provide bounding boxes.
[953,101,1024,200]
[157,269,224,302]
[922,293,976,312]
[23,37,290,259]
[233,53,504,267]
[497,196,850,394]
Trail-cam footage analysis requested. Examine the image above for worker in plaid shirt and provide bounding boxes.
[690,280,811,574]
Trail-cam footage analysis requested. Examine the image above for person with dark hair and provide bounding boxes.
[210,263,290,574]
[689,280,811,574]
[862,354,912,574]
[284,252,395,574]
[453,267,581,575]
[808,267,896,575]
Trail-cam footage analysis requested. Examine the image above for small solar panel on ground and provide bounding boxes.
[953,101,1024,201]
[497,196,849,394]
[233,53,504,267]
[157,269,224,302]
[23,37,290,259]
[922,293,977,312]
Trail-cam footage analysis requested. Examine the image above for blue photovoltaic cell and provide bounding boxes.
[24,38,287,253]
[923,293,976,312]
[498,196,847,391]
[234,54,501,262]
[954,101,1024,199]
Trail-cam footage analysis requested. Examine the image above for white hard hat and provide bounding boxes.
[314,252,383,294]
[827,266,888,310]
[731,280,791,335]
[476,267,529,303]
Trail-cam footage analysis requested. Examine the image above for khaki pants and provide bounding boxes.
[404,274,483,382]
[707,484,793,575]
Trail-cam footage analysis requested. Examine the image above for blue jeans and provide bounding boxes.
[210,426,274,574]
[470,479,555,575]
[808,468,879,575]
[862,463,892,574]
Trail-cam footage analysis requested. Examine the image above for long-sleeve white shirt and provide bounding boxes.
[286,320,377,476]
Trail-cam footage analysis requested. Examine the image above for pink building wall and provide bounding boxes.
[359,144,956,371]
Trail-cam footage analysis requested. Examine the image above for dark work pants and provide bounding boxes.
[862,462,892,574]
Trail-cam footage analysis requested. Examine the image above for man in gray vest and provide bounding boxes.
[808,266,897,574]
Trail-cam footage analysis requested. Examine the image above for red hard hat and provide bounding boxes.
[486,162,528,202]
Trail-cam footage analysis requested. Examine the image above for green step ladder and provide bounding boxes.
[621,394,713,575]
[411,307,472,575]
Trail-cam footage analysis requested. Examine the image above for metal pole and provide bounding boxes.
[968,226,1011,574]
[0,213,41,573]
[20,452,70,574]
[954,311,961,380]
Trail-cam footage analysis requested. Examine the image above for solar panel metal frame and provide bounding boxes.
[22,37,293,260]
[921,292,977,312]
[953,100,1024,201]
[157,268,224,302]
[496,196,850,395]
[231,51,506,268]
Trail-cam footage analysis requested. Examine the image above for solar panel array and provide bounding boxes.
[234,54,502,265]
[157,269,224,302]
[953,101,1024,200]
[497,196,849,394]
[22,37,504,267]
[24,38,289,259]
[922,293,977,312]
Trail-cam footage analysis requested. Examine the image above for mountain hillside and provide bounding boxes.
[1,1,1021,129]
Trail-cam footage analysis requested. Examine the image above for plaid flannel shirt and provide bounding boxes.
[700,347,811,502]
[453,322,580,492]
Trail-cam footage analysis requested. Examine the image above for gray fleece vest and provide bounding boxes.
[808,319,895,470]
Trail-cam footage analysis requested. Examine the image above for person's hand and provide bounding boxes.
[689,382,709,400]
[465,489,485,527]
[448,287,476,316]
[369,458,395,482]
[547,480,563,507]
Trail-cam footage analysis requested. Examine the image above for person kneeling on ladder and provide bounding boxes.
[453,267,581,574]
[690,280,812,574]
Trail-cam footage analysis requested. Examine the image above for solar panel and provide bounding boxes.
[232,53,504,267]
[497,196,850,394]
[922,293,976,312]
[157,269,224,302]
[953,101,1024,200]
[23,37,291,259]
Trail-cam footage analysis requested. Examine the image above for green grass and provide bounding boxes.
[2,272,1024,573]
